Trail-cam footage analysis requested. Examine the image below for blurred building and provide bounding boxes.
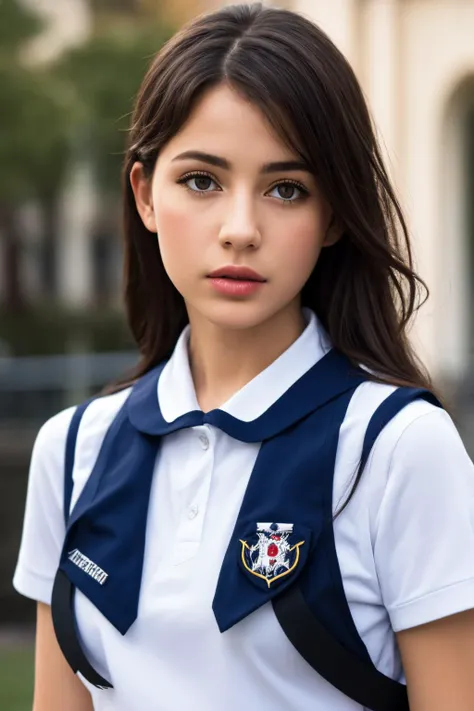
[297,0,474,390]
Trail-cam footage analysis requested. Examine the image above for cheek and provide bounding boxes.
[272,214,326,282]
[153,196,194,245]
[151,192,201,276]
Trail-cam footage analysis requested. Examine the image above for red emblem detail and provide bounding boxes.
[267,543,279,558]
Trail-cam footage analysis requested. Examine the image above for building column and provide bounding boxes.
[360,0,400,180]
[294,0,359,69]
[436,95,472,381]
[57,163,96,308]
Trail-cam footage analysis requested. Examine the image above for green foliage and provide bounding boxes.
[0,64,73,202]
[0,1,173,313]
[0,1,173,204]
[56,23,173,194]
[0,0,42,57]
[0,0,73,204]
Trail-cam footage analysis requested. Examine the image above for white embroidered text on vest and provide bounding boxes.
[68,548,109,585]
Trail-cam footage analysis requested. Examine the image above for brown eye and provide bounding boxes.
[193,176,213,191]
[177,172,219,194]
[277,184,297,200]
[267,181,308,203]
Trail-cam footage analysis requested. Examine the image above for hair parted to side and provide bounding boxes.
[116,1,433,399]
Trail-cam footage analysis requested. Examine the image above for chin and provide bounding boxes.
[191,300,289,332]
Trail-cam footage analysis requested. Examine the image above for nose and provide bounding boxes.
[218,194,261,251]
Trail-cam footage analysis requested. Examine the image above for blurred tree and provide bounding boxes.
[55,21,173,299]
[0,0,72,309]
[57,23,172,196]
[0,0,172,312]
[0,0,42,55]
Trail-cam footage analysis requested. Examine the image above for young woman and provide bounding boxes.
[13,3,474,710]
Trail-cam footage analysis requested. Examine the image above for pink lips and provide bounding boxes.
[207,265,266,297]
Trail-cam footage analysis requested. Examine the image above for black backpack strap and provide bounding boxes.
[52,399,114,690]
[273,585,409,711]
[273,387,441,711]
[51,569,112,690]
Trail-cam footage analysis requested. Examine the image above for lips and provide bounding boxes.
[207,266,266,282]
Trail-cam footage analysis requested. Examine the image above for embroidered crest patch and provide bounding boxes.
[239,522,305,588]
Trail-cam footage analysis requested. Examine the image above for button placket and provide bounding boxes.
[171,426,215,565]
[198,434,209,450]
[188,503,199,520]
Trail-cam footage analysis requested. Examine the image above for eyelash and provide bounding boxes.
[176,170,309,204]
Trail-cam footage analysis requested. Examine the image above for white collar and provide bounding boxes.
[158,308,332,423]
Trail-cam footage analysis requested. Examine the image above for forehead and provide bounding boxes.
[158,83,297,165]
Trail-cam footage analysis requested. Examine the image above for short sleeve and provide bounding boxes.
[372,407,474,632]
[13,406,75,605]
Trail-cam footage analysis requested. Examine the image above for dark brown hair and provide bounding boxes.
[117,2,433,400]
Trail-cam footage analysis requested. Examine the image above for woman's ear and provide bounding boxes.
[129,162,157,233]
[323,213,343,248]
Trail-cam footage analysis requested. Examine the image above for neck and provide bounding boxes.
[187,301,306,412]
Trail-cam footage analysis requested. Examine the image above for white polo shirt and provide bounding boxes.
[13,309,474,711]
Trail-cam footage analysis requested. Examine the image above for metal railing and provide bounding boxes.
[0,351,138,423]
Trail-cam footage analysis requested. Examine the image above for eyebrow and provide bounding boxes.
[171,150,311,174]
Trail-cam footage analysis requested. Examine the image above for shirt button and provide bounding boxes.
[198,434,209,450]
[188,504,199,520]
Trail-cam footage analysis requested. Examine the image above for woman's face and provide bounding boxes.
[131,83,340,332]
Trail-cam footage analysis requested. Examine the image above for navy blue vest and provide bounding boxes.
[51,348,440,708]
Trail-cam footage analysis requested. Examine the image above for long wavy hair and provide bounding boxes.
[113,2,434,404]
